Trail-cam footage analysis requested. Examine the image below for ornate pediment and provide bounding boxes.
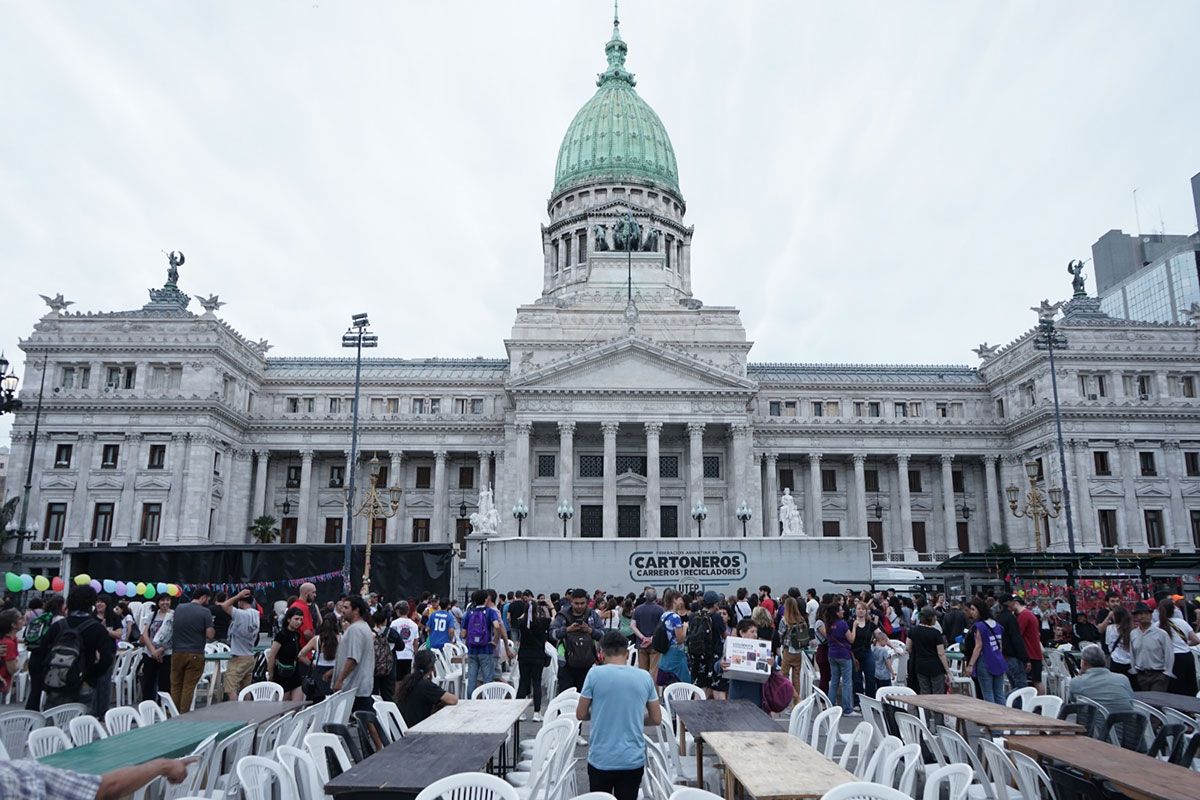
[1181,483,1200,497]
[508,336,755,395]
[135,475,172,491]
[87,475,124,491]
[1089,483,1125,497]
[616,472,648,489]
[1134,483,1171,498]
[40,475,76,490]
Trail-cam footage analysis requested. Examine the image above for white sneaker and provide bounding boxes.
[576,735,588,746]
[846,709,861,717]
[532,712,543,722]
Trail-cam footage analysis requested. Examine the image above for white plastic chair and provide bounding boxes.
[257,711,295,755]
[69,714,109,746]
[1024,695,1062,719]
[374,699,410,740]
[28,726,73,757]
[661,682,705,717]
[977,738,1023,800]
[158,691,181,718]
[1008,749,1055,800]
[44,702,88,729]
[203,724,257,794]
[934,726,992,799]
[139,699,168,726]
[305,732,354,787]
[877,742,922,797]
[240,681,285,702]
[1004,686,1036,710]
[1163,706,1200,734]
[923,764,975,800]
[876,684,923,724]
[0,710,44,758]
[809,706,843,758]
[895,711,945,766]
[105,706,143,735]
[237,755,300,800]
[577,794,620,800]
[278,744,327,800]
[415,772,520,800]
[163,733,217,800]
[820,782,911,800]
[787,695,818,742]
[472,681,517,700]
[861,735,902,787]
[509,718,576,786]
[837,722,877,778]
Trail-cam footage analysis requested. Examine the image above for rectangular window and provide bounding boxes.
[825,401,841,417]
[369,398,383,415]
[1096,374,1108,398]
[411,398,425,414]
[374,465,389,487]
[1185,451,1200,477]
[415,466,432,489]
[286,465,302,488]
[952,470,965,493]
[812,401,824,417]
[147,444,166,469]
[212,450,221,476]
[453,398,469,414]
[660,505,678,538]
[769,401,781,417]
[564,235,572,267]
[1033,458,1045,483]
[995,398,1005,418]
[822,520,840,538]
[821,469,837,492]
[936,403,949,418]
[867,521,883,553]
[956,521,971,553]
[329,465,345,488]
[1098,509,1118,548]
[304,397,315,413]
[386,398,399,414]
[894,402,907,418]
[659,455,680,479]
[1139,451,1157,477]
[908,402,923,417]
[617,505,640,538]
[370,517,386,544]
[908,469,922,493]
[429,398,440,414]
[1144,509,1165,549]
[91,503,115,542]
[124,366,137,390]
[703,455,720,479]
[579,454,604,478]
[912,521,927,553]
[537,454,556,478]
[864,469,880,493]
[853,401,864,417]
[139,503,162,542]
[286,397,300,413]
[784,401,797,417]
[411,518,430,543]
[868,401,881,418]
[1183,376,1197,398]
[54,444,73,468]
[1094,451,1112,476]
[1137,374,1152,399]
[580,505,603,538]
[328,397,342,413]
[615,455,647,476]
[44,503,67,541]
[279,518,297,544]
[324,517,343,544]
[578,232,587,264]
[458,466,474,490]
[455,519,471,555]
[471,398,484,415]
[101,444,120,468]
[59,365,76,389]
[1192,510,1200,550]
[779,468,794,491]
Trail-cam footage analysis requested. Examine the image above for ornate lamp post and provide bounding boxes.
[1006,460,1062,552]
[736,501,752,537]
[557,500,574,538]
[512,500,528,537]
[7,353,45,576]
[691,503,708,538]
[340,313,377,593]
[1033,312,1077,554]
[352,455,402,597]
[0,354,20,415]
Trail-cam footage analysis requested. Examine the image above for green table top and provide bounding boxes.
[204,645,268,661]
[40,719,246,775]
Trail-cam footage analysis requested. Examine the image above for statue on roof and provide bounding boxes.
[166,251,185,287]
[197,294,225,315]
[779,488,805,537]
[593,224,609,252]
[470,488,500,536]
[613,212,641,252]
[39,293,74,314]
[1067,259,1087,298]
[972,342,999,360]
[1030,299,1063,321]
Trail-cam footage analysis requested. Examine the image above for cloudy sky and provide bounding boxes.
[1,1,1197,440]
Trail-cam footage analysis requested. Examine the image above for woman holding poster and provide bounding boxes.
[721,618,767,707]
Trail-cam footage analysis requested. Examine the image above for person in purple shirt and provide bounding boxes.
[824,603,857,715]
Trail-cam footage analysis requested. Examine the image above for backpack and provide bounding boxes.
[465,608,491,649]
[761,668,795,713]
[373,630,393,677]
[564,619,597,669]
[784,619,810,651]
[651,620,671,654]
[686,611,713,667]
[42,617,100,695]
[23,612,54,651]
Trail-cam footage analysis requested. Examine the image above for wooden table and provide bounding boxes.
[1134,691,1200,716]
[40,719,246,775]
[889,693,1082,736]
[326,732,509,799]
[671,700,783,788]
[410,699,530,774]
[182,699,305,725]
[705,731,854,800]
[1007,733,1200,800]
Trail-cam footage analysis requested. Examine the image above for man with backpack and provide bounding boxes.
[39,585,113,712]
[23,593,64,711]
[687,591,725,696]
[463,589,510,697]
[550,588,604,693]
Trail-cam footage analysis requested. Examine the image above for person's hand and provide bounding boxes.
[1025,662,1031,673]
[720,659,730,670]
[161,758,194,784]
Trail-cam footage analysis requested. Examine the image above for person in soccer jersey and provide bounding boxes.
[425,598,459,650]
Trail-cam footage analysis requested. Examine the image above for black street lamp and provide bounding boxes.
[691,502,707,538]
[736,501,752,537]
[340,313,377,593]
[557,500,574,538]
[873,502,883,520]
[0,353,21,415]
[961,504,970,521]
[1033,312,1076,554]
[8,353,46,576]
[512,500,528,537]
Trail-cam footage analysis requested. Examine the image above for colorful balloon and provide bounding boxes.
[51,576,64,592]
[103,579,117,594]
[136,582,147,596]
[4,573,21,593]
[33,575,50,592]
[156,582,168,595]
[75,574,91,586]
[20,574,34,591]
[144,584,156,599]
[115,581,127,597]
[167,584,180,597]
[90,580,102,593]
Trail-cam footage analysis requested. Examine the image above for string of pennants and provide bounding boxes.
[4,568,346,599]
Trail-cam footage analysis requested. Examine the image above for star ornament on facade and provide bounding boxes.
[972,342,999,360]
[197,294,226,315]
[39,293,75,313]
[1030,299,1063,321]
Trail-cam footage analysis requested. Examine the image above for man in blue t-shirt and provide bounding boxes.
[464,589,511,696]
[425,598,459,651]
[577,631,662,800]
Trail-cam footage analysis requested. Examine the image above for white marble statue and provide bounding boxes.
[470,487,501,535]
[779,488,805,537]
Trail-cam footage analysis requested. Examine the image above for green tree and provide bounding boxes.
[249,515,280,543]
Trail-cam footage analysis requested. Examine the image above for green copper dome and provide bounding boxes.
[552,13,680,199]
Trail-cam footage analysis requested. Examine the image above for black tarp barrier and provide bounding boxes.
[63,544,454,604]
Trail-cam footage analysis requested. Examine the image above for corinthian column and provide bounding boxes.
[765,453,779,537]
[940,455,957,555]
[730,424,751,539]
[601,421,619,538]
[852,453,867,538]
[687,423,706,532]
[297,449,314,543]
[644,422,662,538]
[808,453,823,536]
[983,455,1002,548]
[896,453,914,557]
[558,421,575,514]
[433,450,448,542]
[252,449,270,519]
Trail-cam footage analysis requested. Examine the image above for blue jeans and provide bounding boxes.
[851,649,875,706]
[466,652,495,697]
[830,657,854,713]
[976,668,1005,704]
[1005,656,1028,690]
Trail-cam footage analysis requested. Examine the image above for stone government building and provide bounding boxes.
[8,16,1200,578]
